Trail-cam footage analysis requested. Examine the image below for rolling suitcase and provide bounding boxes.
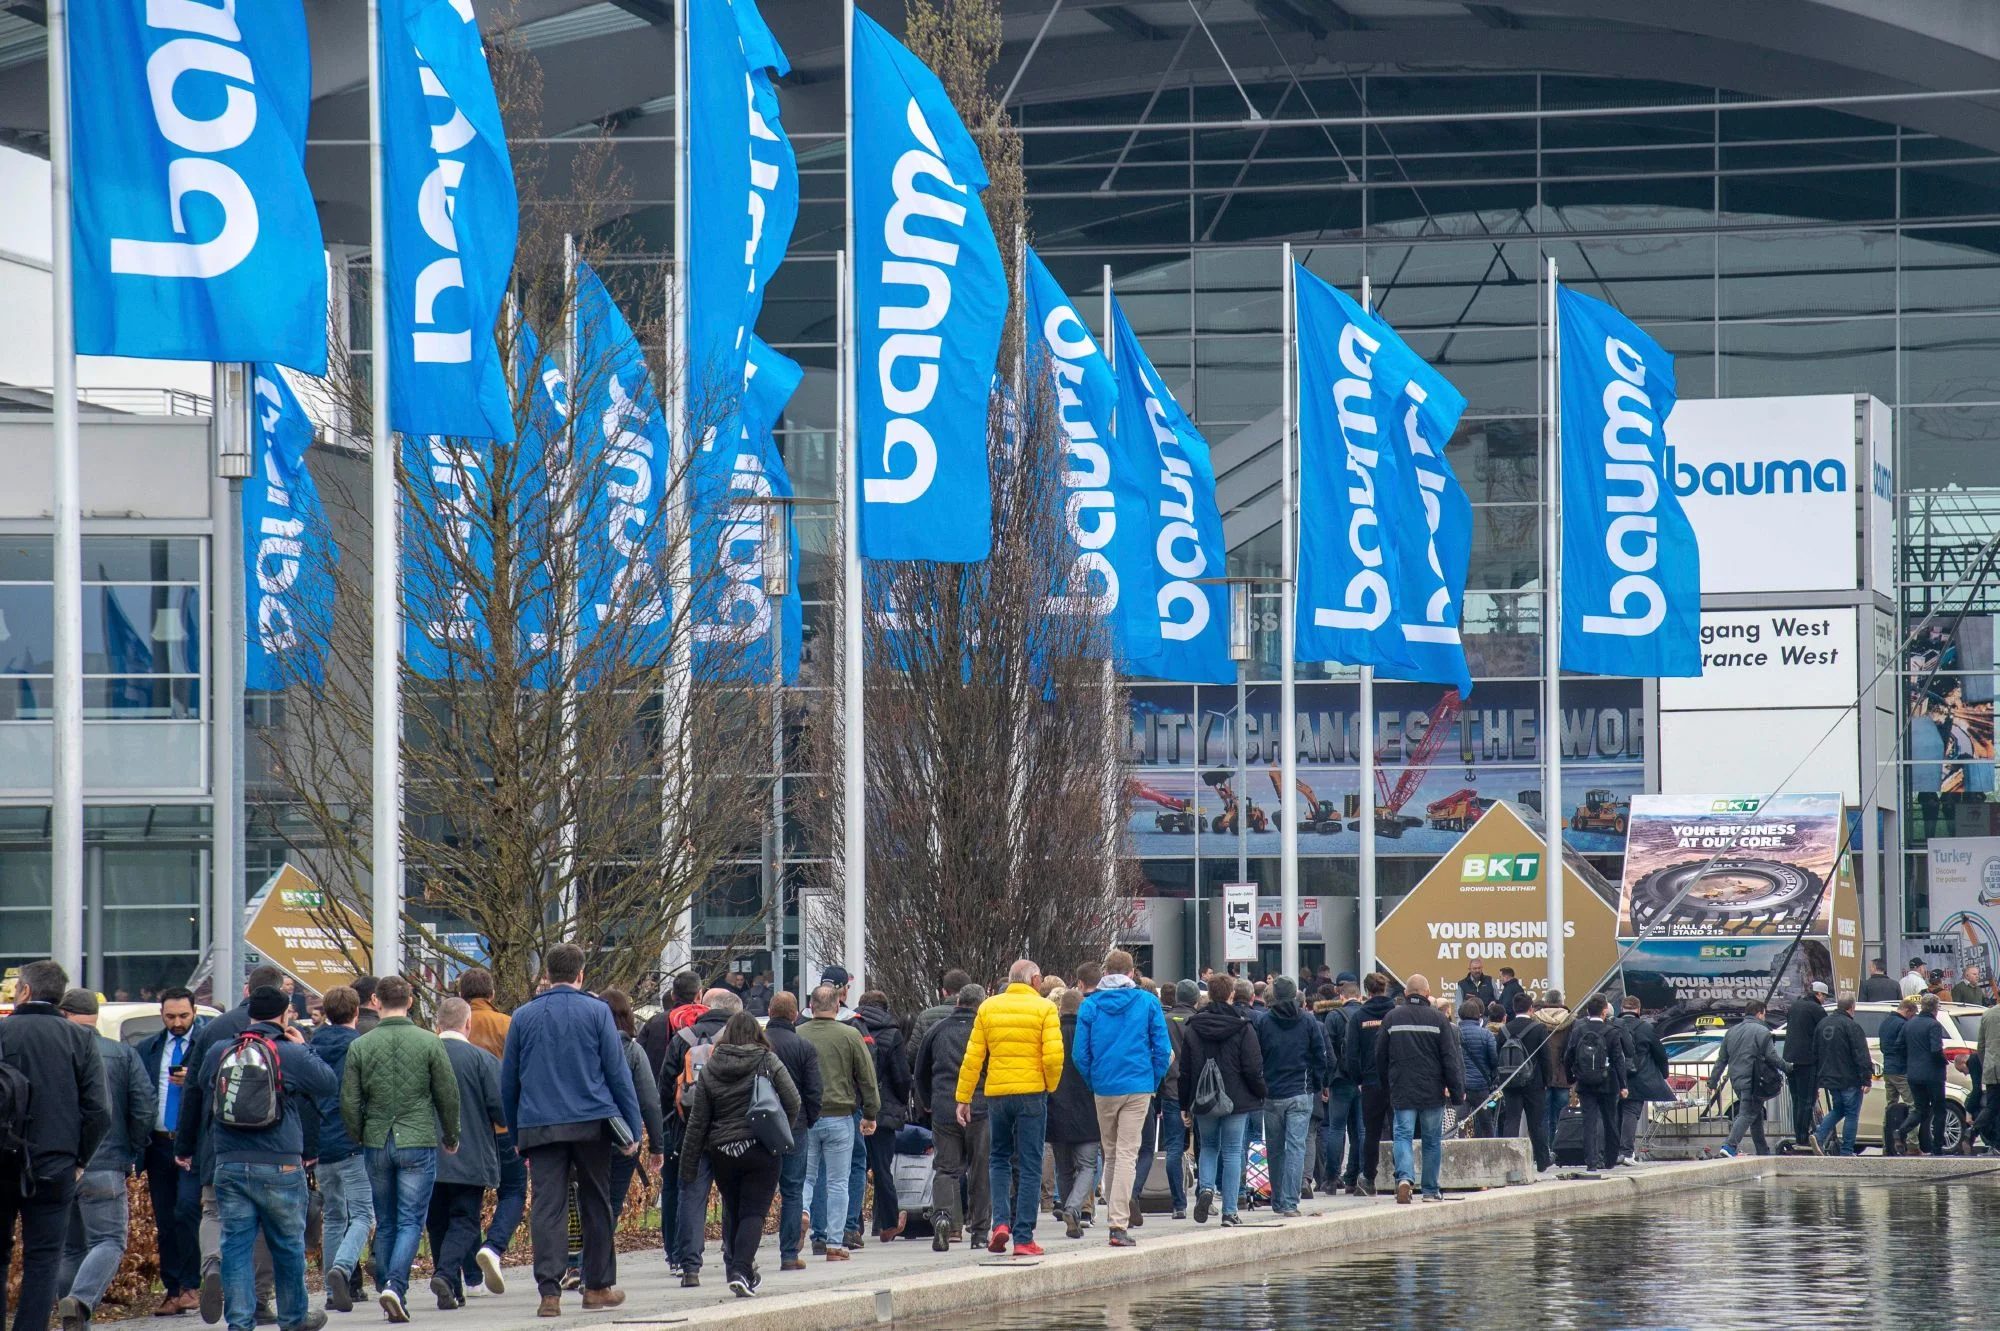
[1553,1102,1590,1167]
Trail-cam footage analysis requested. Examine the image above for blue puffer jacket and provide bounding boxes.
[1073,980,1172,1097]
[308,1023,363,1163]
[1254,1000,1328,1099]
[1458,1018,1498,1102]
[499,985,642,1141]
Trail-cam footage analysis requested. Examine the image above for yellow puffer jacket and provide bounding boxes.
[957,983,1064,1101]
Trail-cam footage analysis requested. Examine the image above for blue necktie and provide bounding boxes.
[164,1035,184,1130]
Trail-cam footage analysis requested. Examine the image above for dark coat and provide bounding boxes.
[1344,994,1397,1088]
[177,1000,256,1179]
[678,1043,800,1180]
[1783,997,1826,1068]
[436,1036,506,1187]
[1320,1001,1357,1090]
[136,1017,211,1086]
[1901,1012,1948,1084]
[1859,974,1903,1002]
[1813,1011,1873,1091]
[0,1003,110,1179]
[853,1003,913,1131]
[764,1016,823,1132]
[89,1035,155,1175]
[1458,973,1498,1010]
[1495,979,1526,1019]
[1880,1011,1911,1076]
[1498,1015,1549,1092]
[177,1021,336,1167]
[661,1008,732,1125]
[1561,1017,1630,1097]
[1253,1001,1327,1100]
[1046,1013,1100,1144]
[1616,1012,1675,1102]
[306,1024,363,1163]
[621,1036,668,1156]
[911,1006,982,1121]
[1457,1018,1497,1103]
[498,986,642,1144]
[1376,998,1465,1111]
[1178,1002,1267,1115]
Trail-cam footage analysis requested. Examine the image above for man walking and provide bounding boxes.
[760,993,821,1272]
[957,959,1063,1258]
[1859,958,1900,1002]
[426,999,505,1310]
[1902,995,1950,1156]
[1344,973,1396,1195]
[1074,950,1171,1245]
[500,943,642,1317]
[912,984,988,1251]
[1880,998,1916,1153]
[1250,976,1325,1218]
[1812,996,1872,1156]
[1710,999,1785,1157]
[796,986,877,1264]
[56,990,154,1331]
[1534,989,1575,1158]
[1614,995,1672,1167]
[175,984,335,1331]
[340,976,460,1322]
[1563,996,1628,1172]
[1497,993,1552,1173]
[1,962,110,1331]
[1317,979,1362,1194]
[1782,983,1827,1151]
[137,986,205,1315]
[307,987,372,1314]
[1377,975,1463,1204]
[912,970,972,1050]
[1133,980,1197,1220]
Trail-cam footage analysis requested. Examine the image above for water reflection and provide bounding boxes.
[902,1180,2000,1331]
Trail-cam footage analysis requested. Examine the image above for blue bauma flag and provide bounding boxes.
[245,367,332,689]
[687,0,797,436]
[70,0,326,371]
[692,336,803,683]
[573,263,673,652]
[1293,266,1424,675]
[1369,316,1474,696]
[1110,299,1235,685]
[403,429,492,679]
[851,9,1007,562]
[380,0,517,441]
[1023,249,1160,664]
[1556,285,1702,677]
[511,323,567,669]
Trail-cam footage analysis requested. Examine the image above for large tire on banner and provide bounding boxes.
[1625,858,1823,935]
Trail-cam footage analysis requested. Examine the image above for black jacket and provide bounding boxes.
[1345,995,1397,1088]
[1495,979,1526,1018]
[1376,997,1465,1111]
[1161,1003,1195,1105]
[911,1006,982,1121]
[1901,1012,1948,1083]
[1813,1011,1872,1091]
[0,1003,111,1179]
[1178,1003,1267,1115]
[1254,1001,1327,1100]
[1458,973,1498,1010]
[764,1016,823,1132]
[1497,1015,1549,1092]
[1047,1014,1100,1143]
[677,1043,800,1181]
[852,1003,913,1131]
[661,1008,732,1124]
[1616,1012,1674,1102]
[1562,1017,1630,1097]
[1783,997,1826,1068]
[1858,974,1902,1002]
[1318,1001,1356,1090]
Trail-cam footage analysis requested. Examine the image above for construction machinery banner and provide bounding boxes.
[1373,801,1620,998]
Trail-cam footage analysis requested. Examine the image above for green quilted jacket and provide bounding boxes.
[339,1016,461,1150]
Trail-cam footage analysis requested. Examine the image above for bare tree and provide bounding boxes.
[258,31,773,1007]
[802,0,1132,1016]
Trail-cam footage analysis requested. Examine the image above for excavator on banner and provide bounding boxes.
[1129,779,1199,835]
[1203,769,1270,836]
[1266,770,1344,835]
[1348,690,1464,839]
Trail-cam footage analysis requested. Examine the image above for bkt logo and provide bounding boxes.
[1663,447,1847,498]
[1711,798,1762,813]
[1698,944,1750,960]
[1462,853,1540,882]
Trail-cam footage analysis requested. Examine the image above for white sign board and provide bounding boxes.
[1660,708,1860,803]
[1663,395,1857,595]
[1256,896,1323,943]
[1925,837,2000,972]
[1660,608,1858,711]
[1222,882,1257,962]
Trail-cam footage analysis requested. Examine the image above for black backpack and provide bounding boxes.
[1570,1024,1611,1089]
[0,1025,31,1162]
[213,1031,286,1131]
[1190,1056,1234,1117]
[1497,1027,1534,1081]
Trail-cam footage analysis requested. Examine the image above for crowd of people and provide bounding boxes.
[5,947,1999,1330]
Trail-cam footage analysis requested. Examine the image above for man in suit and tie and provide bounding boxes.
[136,987,207,1316]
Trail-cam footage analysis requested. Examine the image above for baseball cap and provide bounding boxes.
[1334,971,1358,985]
[820,965,850,987]
[1810,981,1829,995]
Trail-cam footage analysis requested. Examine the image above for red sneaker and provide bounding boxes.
[1012,1241,1045,1257]
[986,1226,1009,1254]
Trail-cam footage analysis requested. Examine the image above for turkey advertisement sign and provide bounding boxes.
[1614,793,1843,941]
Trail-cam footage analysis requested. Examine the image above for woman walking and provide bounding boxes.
[678,1011,802,1298]
[1176,986,1266,1226]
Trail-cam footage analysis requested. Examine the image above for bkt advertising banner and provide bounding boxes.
[1614,793,1843,940]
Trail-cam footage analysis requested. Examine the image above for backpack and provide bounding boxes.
[0,1025,31,1161]
[674,1024,718,1115]
[214,1030,286,1131]
[1497,1027,1534,1082]
[1190,1055,1234,1117]
[1570,1024,1611,1090]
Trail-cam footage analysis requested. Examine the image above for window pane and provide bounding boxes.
[102,847,203,906]
[81,538,200,583]
[83,586,201,676]
[0,848,51,906]
[101,906,202,953]
[0,585,53,674]
[0,909,52,958]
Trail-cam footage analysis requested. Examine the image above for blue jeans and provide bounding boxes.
[1265,1093,1313,1212]
[59,1169,129,1312]
[659,1122,681,1263]
[802,1114,855,1250]
[1817,1086,1865,1155]
[481,1128,527,1268]
[1195,1111,1249,1217]
[316,1154,374,1282]
[1133,1101,1187,1211]
[365,1141,438,1297]
[213,1163,308,1331]
[1322,1083,1359,1185]
[778,1144,809,1262]
[986,1093,1048,1244]
[1393,1106,1444,1197]
[845,1114,868,1236]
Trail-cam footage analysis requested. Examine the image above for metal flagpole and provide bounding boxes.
[558,234,582,937]
[663,0,696,977]
[1101,265,1119,906]
[1279,244,1299,979]
[841,0,865,996]
[1543,255,1565,995]
[46,0,83,979]
[366,0,401,977]
[1357,275,1376,979]
[211,365,251,998]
